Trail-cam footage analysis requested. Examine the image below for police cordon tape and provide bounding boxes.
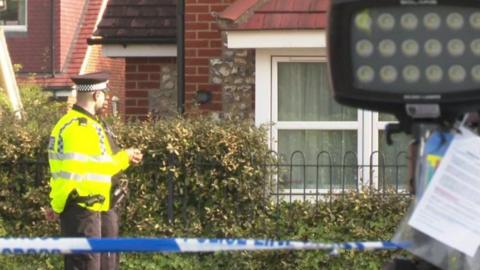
[0,237,410,254]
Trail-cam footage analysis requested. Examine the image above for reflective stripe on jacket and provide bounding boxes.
[48,108,130,213]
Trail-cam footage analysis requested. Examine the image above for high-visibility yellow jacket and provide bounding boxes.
[48,106,130,213]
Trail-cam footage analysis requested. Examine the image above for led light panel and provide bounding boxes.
[351,6,480,93]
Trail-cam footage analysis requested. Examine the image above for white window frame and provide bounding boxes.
[372,112,409,192]
[1,0,27,32]
[255,48,400,196]
[272,56,372,192]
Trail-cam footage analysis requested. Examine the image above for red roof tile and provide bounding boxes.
[259,0,328,12]
[224,0,329,30]
[218,0,258,21]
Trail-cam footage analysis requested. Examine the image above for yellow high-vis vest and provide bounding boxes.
[48,107,130,213]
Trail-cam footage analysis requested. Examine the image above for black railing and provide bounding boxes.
[0,150,410,224]
[268,150,409,202]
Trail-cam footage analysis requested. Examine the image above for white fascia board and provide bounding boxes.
[227,30,326,49]
[102,44,177,57]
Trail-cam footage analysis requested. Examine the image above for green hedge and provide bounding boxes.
[0,86,411,269]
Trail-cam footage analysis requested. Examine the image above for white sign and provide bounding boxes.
[409,127,480,257]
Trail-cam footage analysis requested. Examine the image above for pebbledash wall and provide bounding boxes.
[123,0,255,120]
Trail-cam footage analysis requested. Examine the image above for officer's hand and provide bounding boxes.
[127,148,143,165]
[42,206,59,222]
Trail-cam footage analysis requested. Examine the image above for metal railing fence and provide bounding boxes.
[0,150,411,225]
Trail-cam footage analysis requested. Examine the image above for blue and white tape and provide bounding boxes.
[0,238,410,254]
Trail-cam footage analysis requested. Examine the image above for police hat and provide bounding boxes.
[71,72,110,92]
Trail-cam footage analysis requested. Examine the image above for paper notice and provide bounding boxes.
[409,127,480,257]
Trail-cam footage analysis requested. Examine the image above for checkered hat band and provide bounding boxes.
[74,82,108,92]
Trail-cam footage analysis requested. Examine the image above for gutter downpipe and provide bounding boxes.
[50,0,55,77]
[176,0,185,114]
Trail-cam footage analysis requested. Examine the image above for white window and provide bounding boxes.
[256,50,410,198]
[0,0,27,32]
[376,113,411,192]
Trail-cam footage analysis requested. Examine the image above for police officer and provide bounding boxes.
[46,72,143,269]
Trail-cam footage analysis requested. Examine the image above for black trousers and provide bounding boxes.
[101,208,119,270]
[60,204,120,270]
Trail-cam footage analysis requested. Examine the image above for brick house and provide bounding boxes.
[88,0,177,118]
[2,0,124,112]
[90,0,237,119]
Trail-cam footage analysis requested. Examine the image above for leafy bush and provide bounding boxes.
[116,192,410,270]
[109,116,274,237]
[0,86,411,269]
[0,84,66,161]
[0,84,65,235]
[0,84,66,268]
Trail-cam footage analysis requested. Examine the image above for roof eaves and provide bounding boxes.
[87,36,177,45]
[225,27,323,31]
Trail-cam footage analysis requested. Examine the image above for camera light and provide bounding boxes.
[356,39,374,57]
[401,13,418,30]
[424,13,441,30]
[357,65,375,83]
[402,39,419,57]
[377,13,395,31]
[448,65,466,83]
[470,12,480,30]
[424,39,442,57]
[471,65,480,82]
[446,13,464,30]
[378,39,396,57]
[380,66,398,83]
[470,39,480,55]
[355,12,372,32]
[425,65,443,83]
[329,0,480,119]
[447,39,465,57]
[403,65,420,83]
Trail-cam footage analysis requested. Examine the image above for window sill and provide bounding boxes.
[1,25,27,32]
